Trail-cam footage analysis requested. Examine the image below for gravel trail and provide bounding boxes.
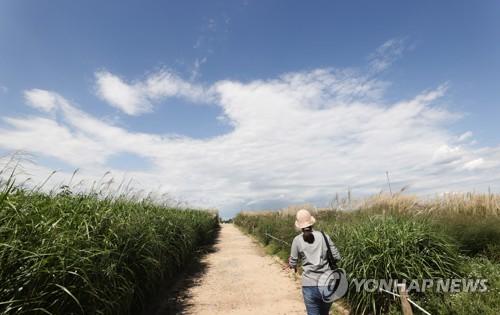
[182,224,306,314]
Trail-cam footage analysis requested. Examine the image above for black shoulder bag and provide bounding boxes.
[321,231,338,270]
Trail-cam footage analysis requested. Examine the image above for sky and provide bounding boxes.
[0,0,500,217]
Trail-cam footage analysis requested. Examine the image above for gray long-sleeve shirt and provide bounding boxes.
[289,230,341,287]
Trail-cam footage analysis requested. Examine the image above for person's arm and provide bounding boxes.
[288,237,299,272]
[326,234,341,261]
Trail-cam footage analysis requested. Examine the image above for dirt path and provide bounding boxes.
[181,224,306,315]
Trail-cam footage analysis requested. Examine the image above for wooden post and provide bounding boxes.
[397,283,413,315]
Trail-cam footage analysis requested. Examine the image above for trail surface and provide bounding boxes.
[178,224,306,314]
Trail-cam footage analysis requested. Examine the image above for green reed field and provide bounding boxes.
[0,171,219,314]
[235,194,500,315]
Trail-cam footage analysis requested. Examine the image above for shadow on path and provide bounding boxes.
[141,228,221,315]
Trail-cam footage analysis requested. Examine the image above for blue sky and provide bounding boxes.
[1,1,499,217]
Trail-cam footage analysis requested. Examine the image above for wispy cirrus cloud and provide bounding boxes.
[190,57,208,81]
[190,14,230,81]
[1,39,500,217]
[368,37,410,73]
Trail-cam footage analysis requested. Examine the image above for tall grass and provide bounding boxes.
[328,216,459,314]
[360,192,500,217]
[246,191,500,217]
[359,193,500,261]
[416,257,500,315]
[0,171,219,314]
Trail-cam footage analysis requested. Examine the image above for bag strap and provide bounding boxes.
[321,231,337,270]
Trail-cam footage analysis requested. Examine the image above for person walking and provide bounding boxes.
[288,209,341,315]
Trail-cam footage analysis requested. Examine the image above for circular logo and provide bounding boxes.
[317,268,348,302]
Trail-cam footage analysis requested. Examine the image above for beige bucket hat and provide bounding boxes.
[295,209,316,229]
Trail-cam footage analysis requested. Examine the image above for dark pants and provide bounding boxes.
[302,286,333,315]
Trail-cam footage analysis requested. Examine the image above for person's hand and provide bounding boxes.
[282,264,295,272]
[286,257,297,272]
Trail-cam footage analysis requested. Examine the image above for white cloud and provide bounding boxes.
[94,72,150,115]
[24,89,61,112]
[95,70,212,115]
[2,47,500,217]
[0,116,108,166]
[463,158,484,171]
